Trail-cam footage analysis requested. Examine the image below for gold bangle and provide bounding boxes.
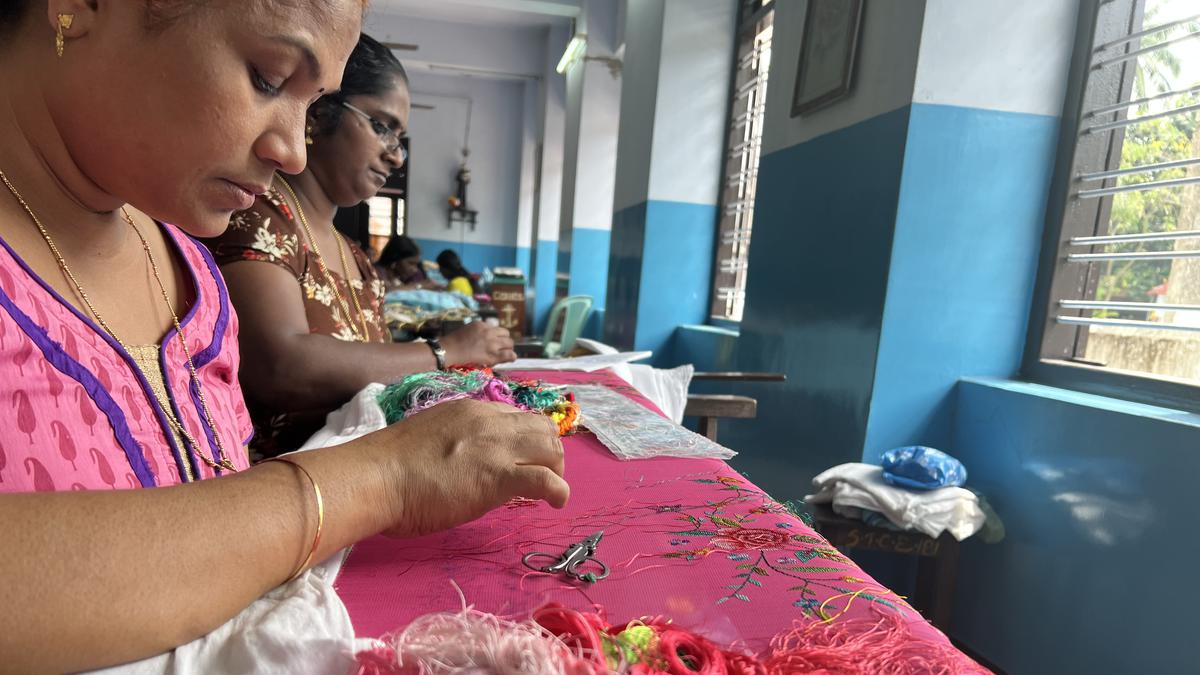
[262,457,325,583]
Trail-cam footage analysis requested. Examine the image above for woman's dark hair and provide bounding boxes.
[0,1,29,32]
[311,32,408,135]
[436,249,479,293]
[378,234,421,267]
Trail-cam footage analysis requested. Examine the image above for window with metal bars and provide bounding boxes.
[709,0,773,322]
[1028,0,1200,408]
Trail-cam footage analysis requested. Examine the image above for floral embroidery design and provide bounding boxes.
[655,475,902,617]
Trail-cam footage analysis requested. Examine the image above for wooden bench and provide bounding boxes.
[685,372,786,441]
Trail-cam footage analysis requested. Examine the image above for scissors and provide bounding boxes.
[521,531,610,583]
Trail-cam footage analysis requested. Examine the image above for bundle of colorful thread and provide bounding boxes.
[377,368,580,436]
[353,602,987,674]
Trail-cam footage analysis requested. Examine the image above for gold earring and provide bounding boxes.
[305,122,314,145]
[55,14,74,58]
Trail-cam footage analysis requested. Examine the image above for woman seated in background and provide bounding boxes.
[207,34,515,455]
[377,233,437,290]
[0,3,565,671]
[437,248,480,297]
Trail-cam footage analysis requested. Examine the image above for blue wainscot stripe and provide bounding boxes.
[412,238,519,275]
[719,105,912,498]
[532,239,558,334]
[567,227,611,334]
[863,103,1060,457]
[950,378,1200,675]
[636,200,717,359]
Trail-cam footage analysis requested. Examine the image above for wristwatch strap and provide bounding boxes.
[427,337,448,371]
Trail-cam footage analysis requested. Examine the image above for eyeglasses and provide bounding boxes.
[341,101,407,163]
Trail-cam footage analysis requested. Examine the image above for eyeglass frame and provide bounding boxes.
[340,100,408,162]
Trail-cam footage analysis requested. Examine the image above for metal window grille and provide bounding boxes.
[1037,0,1200,388]
[710,1,773,321]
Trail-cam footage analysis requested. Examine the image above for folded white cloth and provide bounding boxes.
[805,463,985,541]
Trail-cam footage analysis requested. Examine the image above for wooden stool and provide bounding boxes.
[809,504,961,630]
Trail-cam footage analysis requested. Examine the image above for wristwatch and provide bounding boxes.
[426,337,448,371]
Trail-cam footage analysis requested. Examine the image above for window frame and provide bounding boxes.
[1022,0,1200,413]
[707,0,774,323]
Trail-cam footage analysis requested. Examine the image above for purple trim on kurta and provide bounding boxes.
[0,285,156,487]
[166,230,233,471]
[157,228,218,475]
[0,230,195,481]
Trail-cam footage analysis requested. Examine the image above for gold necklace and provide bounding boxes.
[275,175,372,342]
[0,168,238,476]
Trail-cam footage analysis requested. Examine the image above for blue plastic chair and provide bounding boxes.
[542,295,593,358]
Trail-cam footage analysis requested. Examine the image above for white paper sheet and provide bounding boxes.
[495,350,653,372]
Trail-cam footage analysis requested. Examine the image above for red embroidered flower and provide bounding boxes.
[657,629,728,674]
[710,527,793,552]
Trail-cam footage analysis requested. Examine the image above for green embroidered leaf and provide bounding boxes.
[734,593,750,602]
[751,567,768,575]
[747,578,762,587]
[736,563,754,569]
[781,566,846,574]
[673,530,717,537]
[693,479,719,484]
[795,535,822,544]
[709,515,741,528]
[715,597,729,605]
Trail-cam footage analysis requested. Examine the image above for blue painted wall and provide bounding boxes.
[606,200,717,361]
[413,237,518,277]
[567,227,611,338]
[515,246,531,281]
[533,239,559,334]
[863,104,1060,459]
[672,324,738,373]
[717,106,912,498]
[606,202,646,350]
[950,379,1200,673]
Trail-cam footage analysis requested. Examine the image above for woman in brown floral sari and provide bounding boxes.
[207,34,515,455]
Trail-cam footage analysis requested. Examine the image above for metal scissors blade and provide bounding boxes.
[521,530,610,582]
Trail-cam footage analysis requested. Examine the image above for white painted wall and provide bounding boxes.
[612,0,665,213]
[537,25,569,243]
[647,0,735,205]
[363,12,546,77]
[516,78,539,251]
[405,71,525,248]
[762,0,925,155]
[572,58,622,231]
[914,0,1077,117]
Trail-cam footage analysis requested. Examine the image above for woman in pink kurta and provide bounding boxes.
[0,4,566,672]
[0,224,253,492]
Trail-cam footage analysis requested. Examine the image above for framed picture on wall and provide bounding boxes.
[791,0,864,117]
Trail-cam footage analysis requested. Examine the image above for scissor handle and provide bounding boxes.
[521,552,610,581]
[521,552,561,573]
[567,556,609,581]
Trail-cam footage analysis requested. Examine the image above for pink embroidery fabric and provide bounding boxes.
[335,370,976,668]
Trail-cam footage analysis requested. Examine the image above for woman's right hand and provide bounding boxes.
[441,321,517,366]
[357,399,568,537]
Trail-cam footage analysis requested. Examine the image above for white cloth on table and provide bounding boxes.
[90,387,394,675]
[804,463,985,541]
[89,546,359,675]
[570,338,694,424]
